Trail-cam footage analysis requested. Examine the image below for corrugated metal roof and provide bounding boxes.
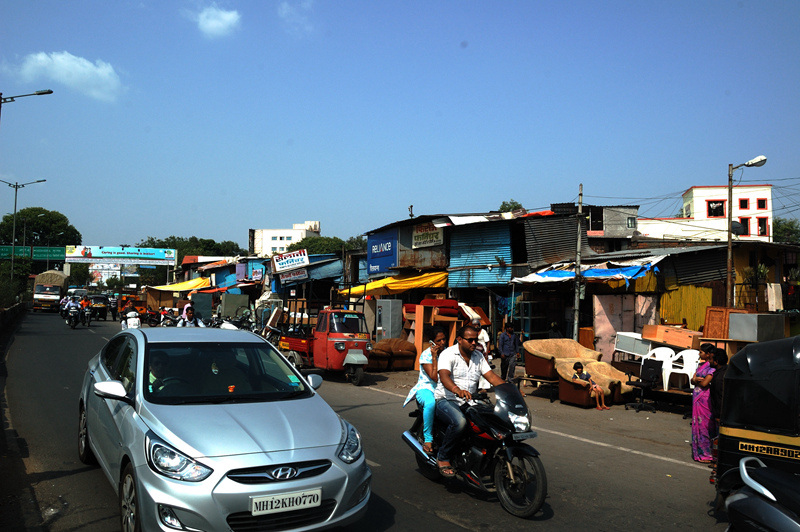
[448,223,512,287]
[524,215,595,269]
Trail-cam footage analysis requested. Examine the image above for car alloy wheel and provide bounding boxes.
[78,406,95,464]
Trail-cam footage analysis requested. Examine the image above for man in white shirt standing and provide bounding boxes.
[434,325,505,477]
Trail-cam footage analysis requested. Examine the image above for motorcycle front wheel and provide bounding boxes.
[494,452,547,518]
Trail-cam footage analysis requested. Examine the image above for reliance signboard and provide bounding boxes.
[367,228,397,276]
[65,246,177,266]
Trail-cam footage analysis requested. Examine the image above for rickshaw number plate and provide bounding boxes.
[355,333,368,339]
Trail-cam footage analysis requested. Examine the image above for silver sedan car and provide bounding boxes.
[78,327,371,531]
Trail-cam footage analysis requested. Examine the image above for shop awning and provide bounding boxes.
[339,271,448,297]
[148,277,211,292]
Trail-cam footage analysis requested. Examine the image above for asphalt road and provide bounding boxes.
[2,312,730,531]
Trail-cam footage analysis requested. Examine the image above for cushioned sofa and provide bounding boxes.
[367,338,417,371]
[554,359,635,407]
[522,339,603,381]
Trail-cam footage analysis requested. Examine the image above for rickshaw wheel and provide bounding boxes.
[348,366,364,386]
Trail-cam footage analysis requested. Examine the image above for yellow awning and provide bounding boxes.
[339,271,448,297]
[148,277,211,292]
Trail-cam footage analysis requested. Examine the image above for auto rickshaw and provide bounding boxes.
[712,335,800,506]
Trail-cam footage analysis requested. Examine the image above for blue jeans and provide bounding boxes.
[435,399,467,462]
[414,388,436,443]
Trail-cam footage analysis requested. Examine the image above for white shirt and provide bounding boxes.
[434,344,492,405]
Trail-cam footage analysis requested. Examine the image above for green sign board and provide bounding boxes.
[32,247,66,260]
[0,246,31,259]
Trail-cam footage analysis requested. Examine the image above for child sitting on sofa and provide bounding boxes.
[572,361,609,410]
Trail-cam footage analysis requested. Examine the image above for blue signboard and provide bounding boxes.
[367,229,398,276]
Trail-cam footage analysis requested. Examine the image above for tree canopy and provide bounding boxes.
[773,217,800,244]
[0,207,81,247]
[286,235,366,255]
[137,236,247,266]
[499,199,524,212]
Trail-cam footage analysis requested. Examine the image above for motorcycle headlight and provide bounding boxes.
[337,418,363,464]
[508,412,531,432]
[147,435,212,482]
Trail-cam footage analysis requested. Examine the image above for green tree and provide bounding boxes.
[0,207,81,247]
[105,275,124,292]
[499,199,523,212]
[68,263,92,287]
[773,217,800,244]
[137,236,247,266]
[286,235,366,254]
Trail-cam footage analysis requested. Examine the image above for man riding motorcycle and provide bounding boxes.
[434,325,506,477]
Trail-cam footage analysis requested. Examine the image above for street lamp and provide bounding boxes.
[0,89,53,283]
[1,179,46,281]
[727,155,767,308]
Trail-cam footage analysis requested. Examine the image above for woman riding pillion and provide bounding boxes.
[403,326,447,455]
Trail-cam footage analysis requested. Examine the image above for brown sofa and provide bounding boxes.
[367,338,417,371]
[523,339,603,381]
[554,359,635,407]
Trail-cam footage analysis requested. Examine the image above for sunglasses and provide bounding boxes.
[461,337,479,343]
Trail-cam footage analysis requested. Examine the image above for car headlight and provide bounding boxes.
[338,418,363,464]
[146,434,213,482]
[508,412,531,432]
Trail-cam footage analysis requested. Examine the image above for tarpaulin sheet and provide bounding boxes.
[512,265,654,285]
[339,271,448,297]
[148,277,211,292]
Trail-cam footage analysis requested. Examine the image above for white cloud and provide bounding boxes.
[278,0,314,36]
[17,51,123,103]
[195,5,241,38]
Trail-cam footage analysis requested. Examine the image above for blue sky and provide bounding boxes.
[2,1,799,249]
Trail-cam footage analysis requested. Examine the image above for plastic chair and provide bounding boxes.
[663,349,700,391]
[639,347,675,390]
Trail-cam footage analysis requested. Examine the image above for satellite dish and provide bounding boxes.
[731,221,746,236]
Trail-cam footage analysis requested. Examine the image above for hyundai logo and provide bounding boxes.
[271,466,298,480]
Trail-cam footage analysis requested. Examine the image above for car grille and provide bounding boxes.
[227,460,331,484]
[227,499,336,531]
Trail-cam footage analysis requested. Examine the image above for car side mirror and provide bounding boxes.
[93,381,133,405]
[306,373,323,390]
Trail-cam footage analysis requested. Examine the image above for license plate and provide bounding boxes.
[250,488,322,516]
[355,333,369,339]
[512,431,537,441]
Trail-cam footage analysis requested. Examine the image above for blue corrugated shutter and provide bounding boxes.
[448,223,512,287]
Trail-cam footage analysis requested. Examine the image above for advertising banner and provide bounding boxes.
[412,222,444,249]
[272,249,309,273]
[279,268,309,283]
[65,246,177,265]
[367,229,397,276]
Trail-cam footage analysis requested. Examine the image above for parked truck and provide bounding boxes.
[33,270,69,312]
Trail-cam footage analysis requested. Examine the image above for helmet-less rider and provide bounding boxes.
[434,325,506,478]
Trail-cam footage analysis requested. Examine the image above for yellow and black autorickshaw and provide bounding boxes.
[712,335,800,505]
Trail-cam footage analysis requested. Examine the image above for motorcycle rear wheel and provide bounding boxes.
[494,453,547,518]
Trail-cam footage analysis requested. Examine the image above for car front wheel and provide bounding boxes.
[120,463,141,532]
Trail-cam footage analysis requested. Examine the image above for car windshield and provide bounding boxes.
[144,341,311,405]
[329,312,368,334]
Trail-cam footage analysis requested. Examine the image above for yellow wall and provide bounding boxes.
[659,284,713,331]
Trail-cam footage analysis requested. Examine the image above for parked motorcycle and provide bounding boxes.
[402,383,547,518]
[66,307,81,329]
[724,456,800,531]
[142,307,162,327]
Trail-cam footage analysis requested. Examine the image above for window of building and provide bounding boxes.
[684,204,692,218]
[757,218,768,236]
[707,200,726,218]
[280,247,285,251]
[757,198,768,210]
[271,236,277,241]
[286,236,292,241]
[627,217,637,229]
[739,198,749,209]
[279,236,284,240]
[738,217,750,236]
[271,247,277,252]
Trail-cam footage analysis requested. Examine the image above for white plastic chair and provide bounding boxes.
[639,347,676,391]
[663,349,701,391]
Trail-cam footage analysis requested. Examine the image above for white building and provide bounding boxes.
[249,221,321,257]
[637,185,773,242]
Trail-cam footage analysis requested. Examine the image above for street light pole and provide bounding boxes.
[726,155,767,308]
[1,179,46,281]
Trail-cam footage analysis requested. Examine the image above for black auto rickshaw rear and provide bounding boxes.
[712,335,800,506]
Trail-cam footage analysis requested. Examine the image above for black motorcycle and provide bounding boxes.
[402,383,547,518]
[66,307,81,329]
[724,456,800,531]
